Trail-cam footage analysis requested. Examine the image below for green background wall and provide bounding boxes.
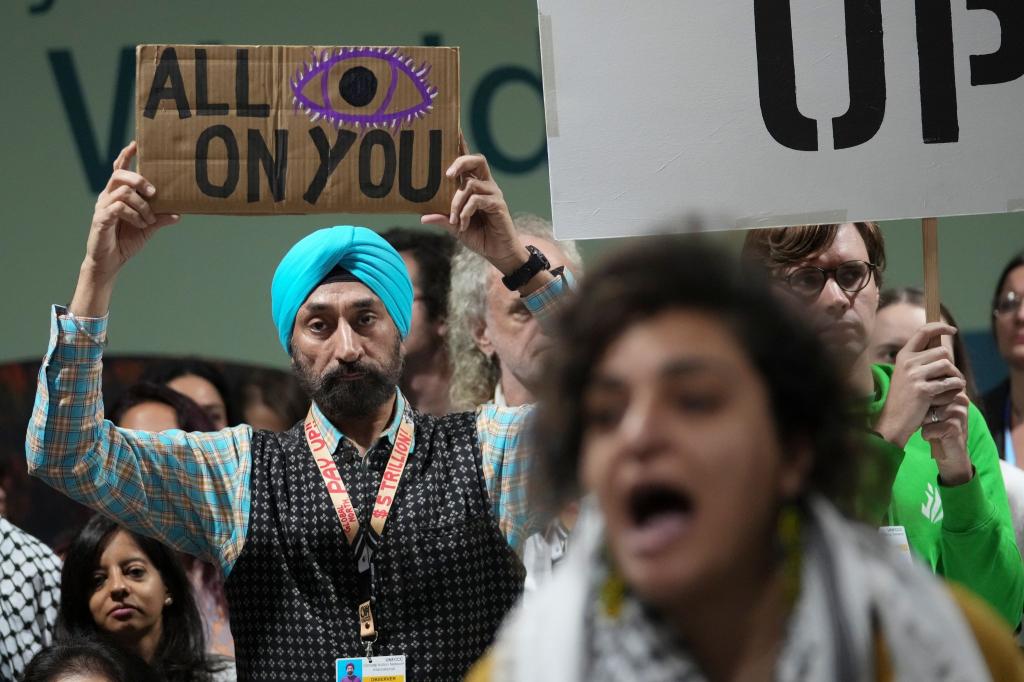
[1,1,1021,389]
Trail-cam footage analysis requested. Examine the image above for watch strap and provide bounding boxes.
[501,245,551,291]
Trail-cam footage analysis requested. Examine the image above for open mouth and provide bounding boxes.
[630,484,693,525]
[623,483,695,555]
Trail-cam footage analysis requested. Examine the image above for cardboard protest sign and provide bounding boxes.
[536,1,1024,239]
[136,44,460,215]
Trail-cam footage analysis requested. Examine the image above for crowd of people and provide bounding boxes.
[2,136,1024,681]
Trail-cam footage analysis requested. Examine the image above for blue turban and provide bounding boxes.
[271,226,413,353]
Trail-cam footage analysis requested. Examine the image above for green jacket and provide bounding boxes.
[865,364,1024,627]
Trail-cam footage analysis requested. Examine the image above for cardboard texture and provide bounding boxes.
[136,44,460,215]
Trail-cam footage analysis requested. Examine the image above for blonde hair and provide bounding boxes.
[447,215,583,410]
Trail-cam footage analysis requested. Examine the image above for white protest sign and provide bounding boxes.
[537,0,1024,239]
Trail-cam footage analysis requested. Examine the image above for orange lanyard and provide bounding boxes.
[305,403,414,652]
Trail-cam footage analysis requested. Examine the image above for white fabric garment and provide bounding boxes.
[999,460,1024,559]
[0,517,61,680]
[492,384,573,591]
[998,460,1024,646]
[493,383,509,409]
[490,497,991,682]
[522,520,570,592]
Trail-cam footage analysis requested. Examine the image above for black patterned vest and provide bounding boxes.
[224,410,526,681]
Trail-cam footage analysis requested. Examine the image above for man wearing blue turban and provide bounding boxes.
[271,225,414,354]
[270,225,417,430]
[27,142,573,681]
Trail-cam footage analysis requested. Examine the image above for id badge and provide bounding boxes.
[879,525,913,564]
[336,655,406,682]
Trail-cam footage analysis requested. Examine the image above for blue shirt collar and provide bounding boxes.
[308,389,414,455]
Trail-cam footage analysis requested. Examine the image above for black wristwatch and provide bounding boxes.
[501,245,551,291]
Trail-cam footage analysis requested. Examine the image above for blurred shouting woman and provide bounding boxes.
[469,239,1023,682]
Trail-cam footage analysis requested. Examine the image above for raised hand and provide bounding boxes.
[84,141,180,280]
[874,322,965,448]
[70,142,180,317]
[421,153,530,279]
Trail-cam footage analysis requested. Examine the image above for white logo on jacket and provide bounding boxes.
[922,483,944,524]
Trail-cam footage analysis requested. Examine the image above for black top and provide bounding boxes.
[981,379,1010,459]
[225,411,525,681]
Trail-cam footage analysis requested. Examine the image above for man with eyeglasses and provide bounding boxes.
[743,223,1024,629]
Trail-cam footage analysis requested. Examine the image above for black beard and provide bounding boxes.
[292,339,403,420]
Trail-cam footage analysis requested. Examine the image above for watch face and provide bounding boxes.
[527,245,551,269]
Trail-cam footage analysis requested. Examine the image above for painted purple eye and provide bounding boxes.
[290,47,438,130]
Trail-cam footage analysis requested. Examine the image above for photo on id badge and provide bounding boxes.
[337,658,363,682]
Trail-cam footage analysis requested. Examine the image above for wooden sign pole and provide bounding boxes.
[921,217,948,465]
[921,217,941,326]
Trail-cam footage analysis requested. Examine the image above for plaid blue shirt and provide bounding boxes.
[25,271,571,576]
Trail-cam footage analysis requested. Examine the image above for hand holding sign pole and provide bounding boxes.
[920,216,974,485]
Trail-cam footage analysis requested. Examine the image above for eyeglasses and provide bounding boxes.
[994,291,1024,317]
[781,260,877,298]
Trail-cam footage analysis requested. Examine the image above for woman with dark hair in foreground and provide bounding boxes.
[469,239,1022,681]
[56,515,234,681]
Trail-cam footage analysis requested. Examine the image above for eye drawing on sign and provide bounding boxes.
[290,47,439,129]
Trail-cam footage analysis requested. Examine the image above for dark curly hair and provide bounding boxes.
[55,515,227,682]
[532,237,862,516]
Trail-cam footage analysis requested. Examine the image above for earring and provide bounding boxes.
[164,596,173,606]
[777,502,803,607]
[598,546,626,619]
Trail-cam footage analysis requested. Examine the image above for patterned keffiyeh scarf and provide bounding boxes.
[493,497,990,682]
